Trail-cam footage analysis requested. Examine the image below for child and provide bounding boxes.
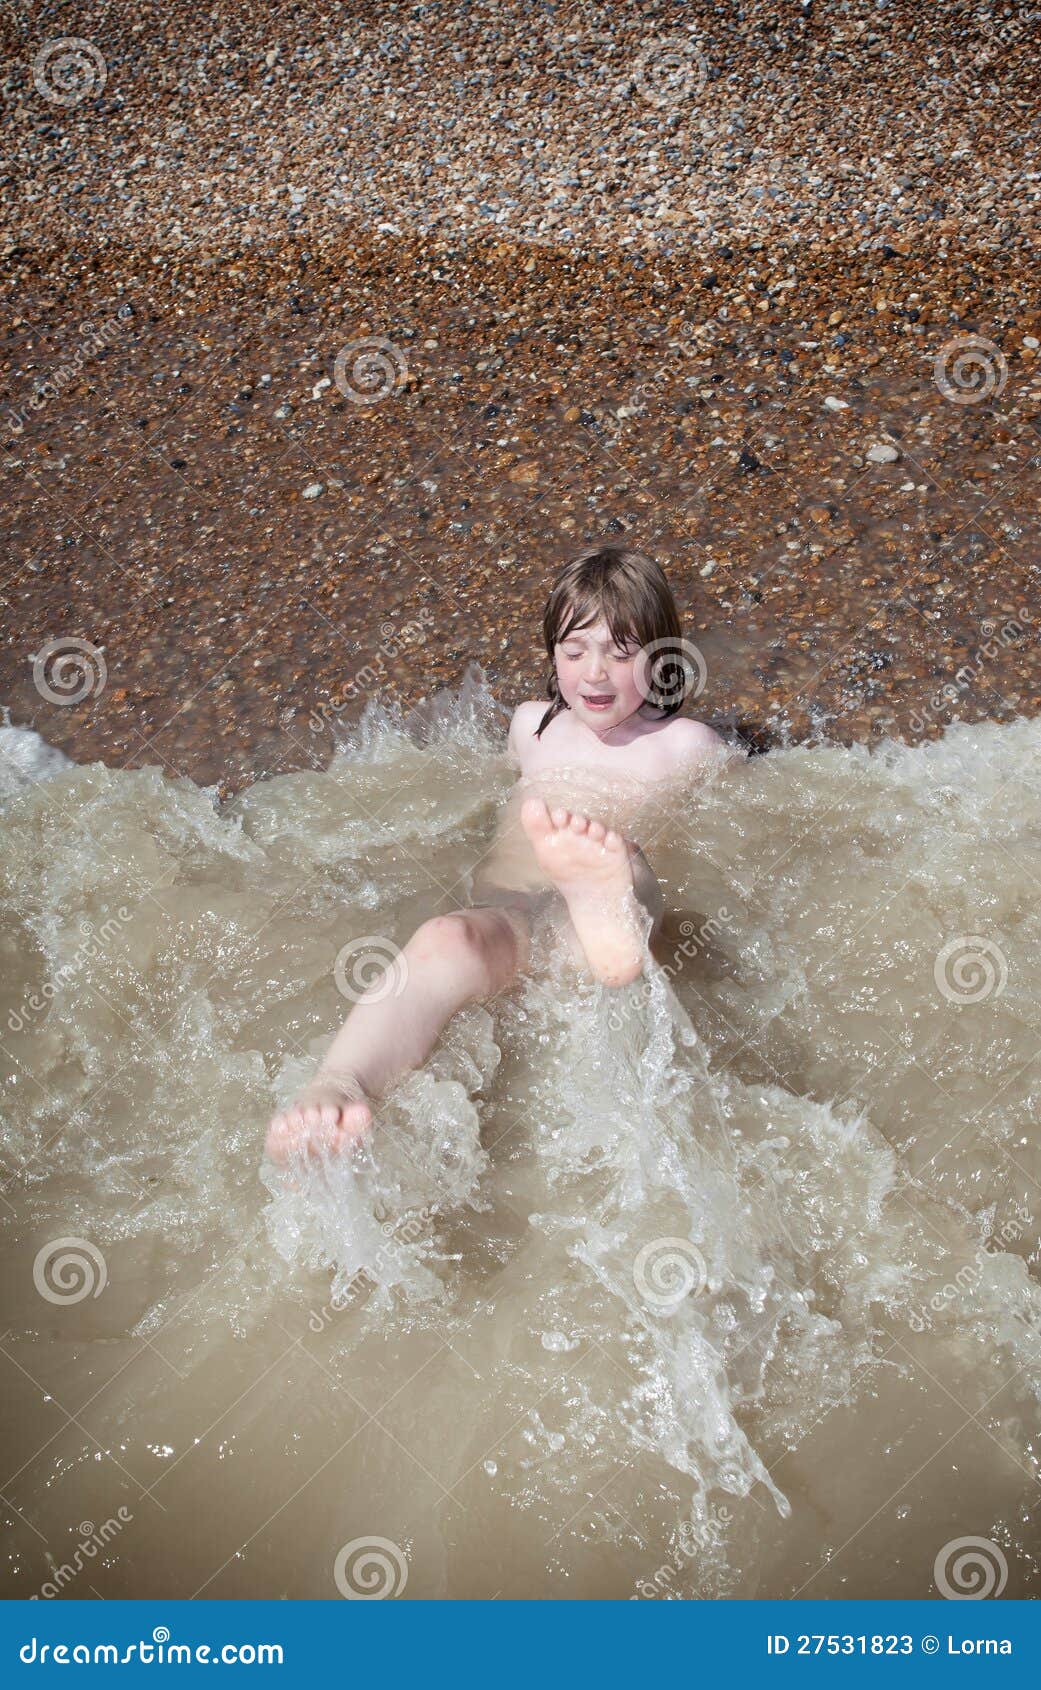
[266,544,730,1162]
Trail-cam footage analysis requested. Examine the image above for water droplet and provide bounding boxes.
[541,1330,579,1352]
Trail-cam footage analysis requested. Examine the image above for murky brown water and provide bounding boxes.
[2,674,1040,1599]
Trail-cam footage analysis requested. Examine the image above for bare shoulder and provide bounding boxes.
[661,715,734,768]
[509,699,549,739]
[507,699,550,761]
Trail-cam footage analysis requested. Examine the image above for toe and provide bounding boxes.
[587,819,606,844]
[569,812,589,834]
[521,797,552,836]
[340,1102,372,1142]
[265,1122,291,1162]
[318,1103,340,1129]
[550,806,570,829]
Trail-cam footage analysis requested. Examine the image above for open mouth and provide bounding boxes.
[581,693,616,709]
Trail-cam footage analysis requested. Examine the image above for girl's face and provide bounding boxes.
[553,614,647,734]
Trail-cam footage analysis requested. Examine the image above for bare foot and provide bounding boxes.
[266,1071,373,1163]
[520,798,645,987]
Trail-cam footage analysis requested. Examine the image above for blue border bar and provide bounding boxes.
[2,1600,1036,1681]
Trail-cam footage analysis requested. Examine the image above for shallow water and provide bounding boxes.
[2,671,1040,1600]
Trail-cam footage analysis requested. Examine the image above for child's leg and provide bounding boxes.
[266,904,530,1162]
[521,799,658,987]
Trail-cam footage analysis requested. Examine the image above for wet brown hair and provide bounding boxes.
[534,543,685,738]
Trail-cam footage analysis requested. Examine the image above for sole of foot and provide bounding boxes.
[520,797,644,987]
[265,1077,373,1163]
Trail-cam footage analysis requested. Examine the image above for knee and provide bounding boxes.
[407,912,518,998]
[606,954,645,989]
[408,913,483,967]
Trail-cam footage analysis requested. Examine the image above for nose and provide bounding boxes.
[585,650,608,681]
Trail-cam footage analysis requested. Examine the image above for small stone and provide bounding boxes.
[302,483,324,500]
[866,442,900,464]
[823,396,849,411]
[1024,336,1039,350]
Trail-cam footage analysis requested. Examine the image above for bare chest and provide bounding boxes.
[518,714,673,782]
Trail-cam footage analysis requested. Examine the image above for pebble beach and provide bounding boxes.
[2,0,1039,789]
